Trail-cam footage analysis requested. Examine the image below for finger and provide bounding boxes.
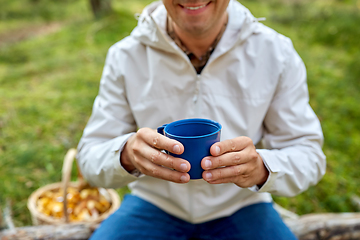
[137,158,190,183]
[210,136,253,157]
[206,176,254,188]
[203,164,255,182]
[203,165,245,182]
[137,128,184,154]
[140,146,191,173]
[206,176,237,185]
[202,151,248,170]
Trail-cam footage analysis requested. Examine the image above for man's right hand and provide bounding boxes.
[120,128,191,183]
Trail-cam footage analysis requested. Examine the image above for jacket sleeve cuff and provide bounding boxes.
[248,149,279,192]
[112,132,141,182]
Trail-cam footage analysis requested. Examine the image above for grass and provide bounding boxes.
[0,0,359,226]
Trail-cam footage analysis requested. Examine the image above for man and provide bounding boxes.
[77,0,326,239]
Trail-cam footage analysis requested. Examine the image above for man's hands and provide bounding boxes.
[121,128,191,183]
[201,137,269,188]
[121,129,268,187]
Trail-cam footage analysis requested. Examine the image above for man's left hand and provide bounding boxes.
[201,137,269,188]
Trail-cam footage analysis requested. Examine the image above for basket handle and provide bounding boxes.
[61,148,80,223]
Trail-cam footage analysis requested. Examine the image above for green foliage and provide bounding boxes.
[0,0,139,226]
[0,0,359,226]
[0,0,86,22]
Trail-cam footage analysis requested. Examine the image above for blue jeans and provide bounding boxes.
[90,194,298,240]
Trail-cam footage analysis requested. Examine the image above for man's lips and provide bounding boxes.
[179,2,211,11]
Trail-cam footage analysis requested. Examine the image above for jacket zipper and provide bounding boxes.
[194,75,201,117]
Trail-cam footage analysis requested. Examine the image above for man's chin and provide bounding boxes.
[181,23,211,36]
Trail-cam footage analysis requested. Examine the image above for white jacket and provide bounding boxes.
[77,0,326,223]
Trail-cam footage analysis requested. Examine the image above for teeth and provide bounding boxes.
[185,4,207,10]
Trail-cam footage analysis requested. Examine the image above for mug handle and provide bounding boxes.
[157,124,167,135]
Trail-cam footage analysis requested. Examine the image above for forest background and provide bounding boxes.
[0,0,359,227]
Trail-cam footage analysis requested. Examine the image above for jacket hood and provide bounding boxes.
[130,0,262,55]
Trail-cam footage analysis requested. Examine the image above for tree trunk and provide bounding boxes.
[2,213,360,240]
[0,223,97,240]
[285,212,360,240]
[89,0,112,18]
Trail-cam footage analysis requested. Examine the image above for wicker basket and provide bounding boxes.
[27,148,121,225]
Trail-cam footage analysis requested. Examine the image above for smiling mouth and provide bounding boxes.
[180,2,210,10]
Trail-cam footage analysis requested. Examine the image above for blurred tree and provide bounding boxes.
[90,0,112,18]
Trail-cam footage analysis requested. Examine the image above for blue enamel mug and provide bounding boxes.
[157,118,222,179]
